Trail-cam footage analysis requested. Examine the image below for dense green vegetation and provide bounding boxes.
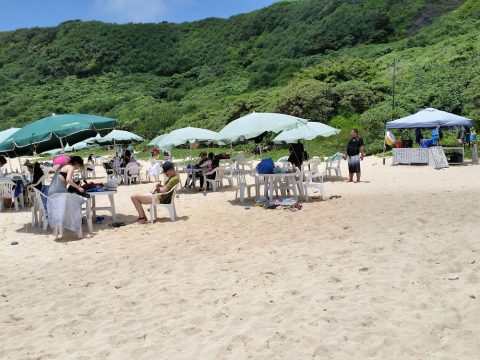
[0,0,479,156]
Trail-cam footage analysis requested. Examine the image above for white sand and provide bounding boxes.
[1,156,480,359]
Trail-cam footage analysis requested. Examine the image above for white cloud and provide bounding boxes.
[92,0,175,23]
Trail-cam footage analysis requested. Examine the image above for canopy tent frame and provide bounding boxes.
[386,108,473,129]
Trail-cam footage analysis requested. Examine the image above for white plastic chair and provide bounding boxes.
[145,162,162,182]
[125,165,142,185]
[27,173,47,206]
[234,170,256,203]
[0,179,23,211]
[32,188,49,230]
[325,153,344,178]
[223,164,236,187]
[149,185,179,223]
[303,173,325,201]
[306,157,324,182]
[86,164,96,178]
[103,163,116,181]
[203,167,225,192]
[237,156,255,171]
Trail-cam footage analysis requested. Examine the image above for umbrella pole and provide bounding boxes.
[382,128,387,165]
[8,157,14,173]
[385,57,396,165]
[17,156,22,173]
[59,137,65,153]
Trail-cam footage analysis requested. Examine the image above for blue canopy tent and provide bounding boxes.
[386,108,473,129]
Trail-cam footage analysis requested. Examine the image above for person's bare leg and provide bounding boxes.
[130,194,153,223]
[348,173,354,182]
[356,171,361,182]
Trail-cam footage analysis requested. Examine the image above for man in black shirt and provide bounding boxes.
[288,141,305,170]
[346,128,365,182]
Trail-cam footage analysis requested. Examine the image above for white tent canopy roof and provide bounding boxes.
[386,108,472,129]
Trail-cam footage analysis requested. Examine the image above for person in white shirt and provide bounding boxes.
[0,155,7,178]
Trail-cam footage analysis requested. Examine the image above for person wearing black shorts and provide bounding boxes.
[346,128,365,182]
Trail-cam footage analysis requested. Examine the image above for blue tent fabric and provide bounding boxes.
[386,108,472,129]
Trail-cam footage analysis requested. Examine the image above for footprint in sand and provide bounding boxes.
[182,327,201,335]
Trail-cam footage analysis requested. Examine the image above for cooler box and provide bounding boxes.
[420,139,433,148]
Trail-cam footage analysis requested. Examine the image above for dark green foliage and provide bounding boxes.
[0,0,479,157]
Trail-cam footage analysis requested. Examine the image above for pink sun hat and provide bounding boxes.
[52,154,71,166]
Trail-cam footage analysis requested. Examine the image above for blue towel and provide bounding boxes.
[41,185,50,210]
[13,179,24,198]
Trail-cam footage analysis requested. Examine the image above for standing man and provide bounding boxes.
[346,128,365,183]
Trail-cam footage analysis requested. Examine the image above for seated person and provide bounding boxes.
[210,152,220,169]
[130,161,180,224]
[197,152,212,189]
[87,154,95,164]
[26,162,45,190]
[103,160,115,176]
[185,152,208,188]
[151,148,160,159]
[113,156,121,169]
[125,156,140,182]
[203,152,219,190]
[0,155,7,178]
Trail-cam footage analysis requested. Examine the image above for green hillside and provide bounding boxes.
[0,0,479,154]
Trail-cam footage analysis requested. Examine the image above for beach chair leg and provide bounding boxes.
[150,204,155,224]
[42,215,48,231]
[87,215,93,234]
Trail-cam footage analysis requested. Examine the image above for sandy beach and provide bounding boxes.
[1,156,480,359]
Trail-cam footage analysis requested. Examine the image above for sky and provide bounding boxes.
[0,0,280,32]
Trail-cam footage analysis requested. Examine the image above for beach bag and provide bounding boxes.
[105,176,122,190]
[256,158,274,174]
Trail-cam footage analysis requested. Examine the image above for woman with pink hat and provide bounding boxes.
[48,156,85,196]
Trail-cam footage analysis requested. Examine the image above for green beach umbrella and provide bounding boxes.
[41,140,95,155]
[41,148,64,156]
[66,139,96,151]
[146,134,168,149]
[0,128,20,143]
[91,130,144,146]
[151,127,220,151]
[218,112,308,143]
[273,121,340,143]
[0,113,116,157]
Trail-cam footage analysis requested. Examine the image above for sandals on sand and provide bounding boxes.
[108,221,126,227]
